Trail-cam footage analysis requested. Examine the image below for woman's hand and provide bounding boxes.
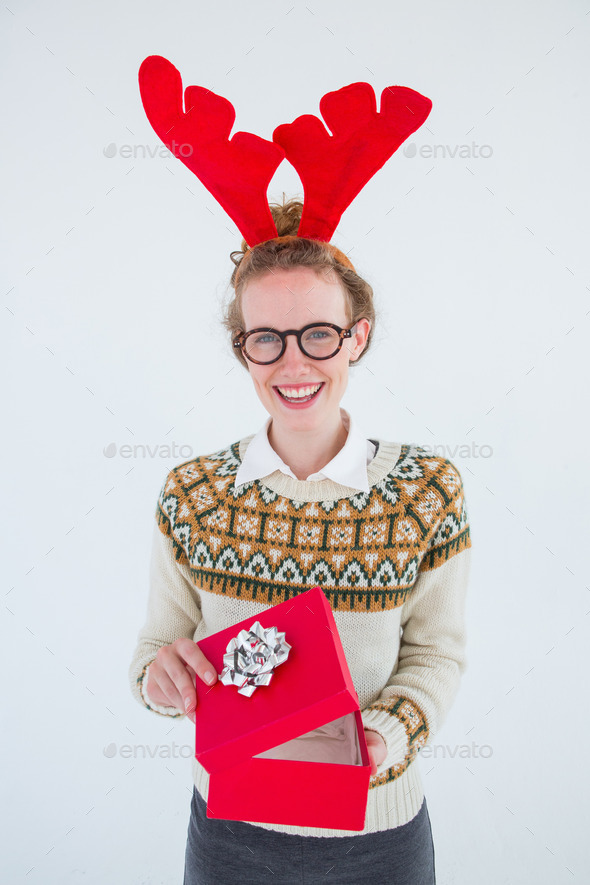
[364,729,387,775]
[145,638,217,723]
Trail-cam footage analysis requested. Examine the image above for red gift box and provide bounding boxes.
[194,585,371,831]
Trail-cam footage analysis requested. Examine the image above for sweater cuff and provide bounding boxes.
[362,695,429,777]
[139,662,186,719]
[362,708,408,775]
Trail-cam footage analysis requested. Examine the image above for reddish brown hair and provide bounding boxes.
[223,198,376,368]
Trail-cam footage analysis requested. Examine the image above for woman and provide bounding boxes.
[128,199,472,884]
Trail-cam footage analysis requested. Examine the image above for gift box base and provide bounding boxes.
[205,710,371,831]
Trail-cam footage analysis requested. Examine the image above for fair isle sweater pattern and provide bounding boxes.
[155,441,470,613]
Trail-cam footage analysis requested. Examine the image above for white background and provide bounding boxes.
[2,1,589,882]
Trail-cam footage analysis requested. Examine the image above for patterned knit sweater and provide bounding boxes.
[128,434,472,838]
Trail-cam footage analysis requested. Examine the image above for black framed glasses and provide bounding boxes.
[233,322,358,366]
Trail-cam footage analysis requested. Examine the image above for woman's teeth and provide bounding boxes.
[276,383,323,402]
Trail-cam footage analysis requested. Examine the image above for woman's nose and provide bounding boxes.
[279,334,310,372]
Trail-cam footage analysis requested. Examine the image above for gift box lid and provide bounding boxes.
[194,586,360,774]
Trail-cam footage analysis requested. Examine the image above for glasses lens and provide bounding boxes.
[300,325,341,358]
[243,330,283,364]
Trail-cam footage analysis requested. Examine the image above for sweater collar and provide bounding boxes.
[234,408,375,493]
[235,436,402,503]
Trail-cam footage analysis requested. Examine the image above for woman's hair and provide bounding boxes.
[222,197,376,368]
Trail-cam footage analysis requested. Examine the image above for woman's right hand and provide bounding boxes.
[145,638,217,723]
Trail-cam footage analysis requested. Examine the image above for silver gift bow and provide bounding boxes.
[219,621,291,697]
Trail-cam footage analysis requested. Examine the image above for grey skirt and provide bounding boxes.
[183,786,436,885]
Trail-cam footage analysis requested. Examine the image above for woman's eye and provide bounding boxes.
[253,333,279,345]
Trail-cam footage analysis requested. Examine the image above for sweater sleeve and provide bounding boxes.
[128,518,204,719]
[361,462,472,781]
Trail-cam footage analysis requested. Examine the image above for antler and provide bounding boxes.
[273,82,432,242]
[138,55,285,247]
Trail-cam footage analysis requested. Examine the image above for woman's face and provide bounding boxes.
[240,266,370,435]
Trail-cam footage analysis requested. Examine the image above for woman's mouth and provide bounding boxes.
[273,382,325,407]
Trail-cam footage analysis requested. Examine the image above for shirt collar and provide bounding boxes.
[234,408,373,493]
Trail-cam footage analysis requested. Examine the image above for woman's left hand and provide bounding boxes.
[364,729,387,775]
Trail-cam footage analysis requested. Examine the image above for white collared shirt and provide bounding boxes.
[234,408,377,493]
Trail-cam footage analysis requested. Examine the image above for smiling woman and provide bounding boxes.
[129,200,472,884]
[130,57,471,885]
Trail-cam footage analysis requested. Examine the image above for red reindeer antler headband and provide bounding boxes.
[138,55,432,271]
